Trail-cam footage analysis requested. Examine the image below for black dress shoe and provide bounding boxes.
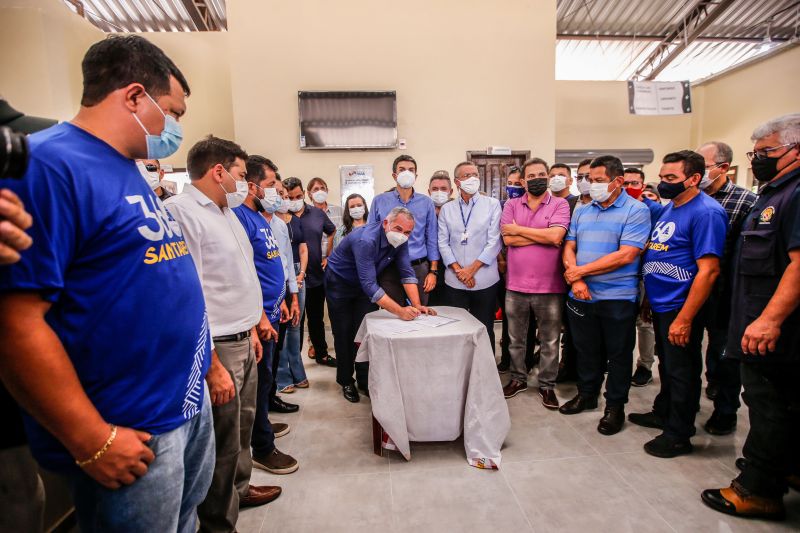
[597,406,625,435]
[643,434,693,458]
[316,354,337,367]
[704,411,737,435]
[357,383,370,397]
[342,384,360,403]
[628,410,664,429]
[269,397,299,413]
[558,394,598,415]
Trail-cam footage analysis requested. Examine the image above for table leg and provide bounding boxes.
[372,415,383,457]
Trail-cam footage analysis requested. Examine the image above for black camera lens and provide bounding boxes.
[0,126,29,179]
[145,164,158,172]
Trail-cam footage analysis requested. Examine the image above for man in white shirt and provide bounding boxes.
[165,136,279,533]
[438,162,502,348]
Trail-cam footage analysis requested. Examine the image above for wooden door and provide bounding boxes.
[466,151,530,200]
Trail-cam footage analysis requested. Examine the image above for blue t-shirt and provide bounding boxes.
[0,123,210,471]
[234,205,286,323]
[642,192,727,313]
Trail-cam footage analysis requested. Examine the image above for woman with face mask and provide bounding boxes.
[333,194,369,249]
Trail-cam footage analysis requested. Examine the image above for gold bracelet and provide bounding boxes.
[75,425,117,468]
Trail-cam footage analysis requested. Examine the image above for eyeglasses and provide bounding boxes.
[746,143,797,161]
[576,173,590,180]
[459,173,480,179]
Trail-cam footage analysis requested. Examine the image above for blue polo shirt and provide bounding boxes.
[566,190,651,302]
[643,192,727,313]
[234,205,286,323]
[368,189,440,263]
[327,221,417,302]
[0,123,210,471]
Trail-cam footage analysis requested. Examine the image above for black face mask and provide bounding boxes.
[526,178,548,196]
[751,155,782,183]
[657,178,689,200]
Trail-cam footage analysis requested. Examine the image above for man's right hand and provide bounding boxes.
[0,188,34,265]
[572,280,592,301]
[396,306,421,321]
[206,359,235,406]
[81,426,155,490]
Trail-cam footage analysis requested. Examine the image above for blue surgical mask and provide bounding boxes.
[506,185,525,199]
[131,92,183,159]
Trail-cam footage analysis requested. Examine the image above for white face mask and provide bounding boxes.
[386,230,409,248]
[699,169,716,190]
[459,177,480,196]
[259,187,282,214]
[430,190,449,206]
[287,199,305,213]
[221,169,248,208]
[276,201,290,213]
[577,177,591,195]
[311,190,328,204]
[136,161,160,190]
[589,182,616,203]
[549,175,568,193]
[348,206,365,220]
[396,170,416,189]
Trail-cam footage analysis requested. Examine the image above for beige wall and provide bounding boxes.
[554,80,694,180]
[691,45,800,189]
[226,0,556,200]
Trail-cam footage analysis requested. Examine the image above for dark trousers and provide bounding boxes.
[560,299,578,377]
[652,309,705,441]
[736,360,800,498]
[444,283,497,353]
[305,284,328,356]
[566,298,637,407]
[251,322,279,456]
[377,261,430,306]
[426,273,447,306]
[269,316,290,403]
[702,294,742,415]
[497,279,537,367]
[325,271,377,388]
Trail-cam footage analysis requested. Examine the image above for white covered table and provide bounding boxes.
[354,306,510,469]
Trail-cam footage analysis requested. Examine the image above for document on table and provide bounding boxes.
[414,313,459,328]
[372,319,424,335]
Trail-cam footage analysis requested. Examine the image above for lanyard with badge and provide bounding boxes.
[459,199,475,245]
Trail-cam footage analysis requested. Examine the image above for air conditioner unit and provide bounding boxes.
[487,146,512,155]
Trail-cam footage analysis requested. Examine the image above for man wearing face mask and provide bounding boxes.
[549,163,578,212]
[326,207,436,402]
[630,150,727,459]
[500,158,570,409]
[693,141,757,435]
[368,155,440,306]
[559,156,651,436]
[701,114,800,520]
[136,158,173,201]
[575,158,594,208]
[438,162,502,349]
[165,136,282,530]
[0,36,215,531]
[233,159,300,478]
[429,170,453,216]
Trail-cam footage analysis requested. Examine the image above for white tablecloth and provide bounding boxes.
[355,306,510,468]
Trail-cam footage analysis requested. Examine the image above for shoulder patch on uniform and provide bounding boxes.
[759,206,775,223]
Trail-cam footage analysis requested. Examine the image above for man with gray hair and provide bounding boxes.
[695,140,757,435]
[702,113,800,520]
[325,206,436,402]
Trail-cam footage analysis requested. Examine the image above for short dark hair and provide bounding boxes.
[342,193,369,236]
[392,155,417,174]
[578,158,593,169]
[307,177,328,190]
[590,155,624,179]
[662,150,706,180]
[624,167,645,178]
[283,176,303,192]
[81,35,190,107]
[550,163,571,174]
[245,155,270,184]
[521,157,549,177]
[186,136,248,180]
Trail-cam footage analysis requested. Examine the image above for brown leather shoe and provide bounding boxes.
[503,380,527,399]
[701,484,785,521]
[539,388,559,410]
[239,484,282,508]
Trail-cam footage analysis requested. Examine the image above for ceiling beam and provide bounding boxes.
[557,34,789,44]
[179,0,219,31]
[629,0,737,81]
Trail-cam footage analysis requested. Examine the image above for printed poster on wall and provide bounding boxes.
[628,81,692,115]
[339,165,375,208]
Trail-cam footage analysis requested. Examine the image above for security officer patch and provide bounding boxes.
[759,206,775,223]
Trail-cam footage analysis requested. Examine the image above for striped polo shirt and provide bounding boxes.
[566,190,651,302]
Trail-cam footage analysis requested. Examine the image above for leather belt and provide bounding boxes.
[213,330,251,343]
[410,258,429,266]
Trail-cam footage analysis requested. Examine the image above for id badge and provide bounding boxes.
[460,231,469,245]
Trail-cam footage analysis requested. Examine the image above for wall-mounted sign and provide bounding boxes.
[628,81,691,115]
[339,164,375,207]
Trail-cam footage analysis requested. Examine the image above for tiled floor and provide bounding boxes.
[240,326,800,532]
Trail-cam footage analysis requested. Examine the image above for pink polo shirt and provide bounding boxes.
[501,192,570,294]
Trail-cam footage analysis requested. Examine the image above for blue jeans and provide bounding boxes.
[277,263,307,389]
[67,386,215,533]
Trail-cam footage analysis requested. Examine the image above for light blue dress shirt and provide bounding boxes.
[269,214,299,294]
[438,193,502,291]
[367,189,440,262]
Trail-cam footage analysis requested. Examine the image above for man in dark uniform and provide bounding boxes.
[702,113,800,521]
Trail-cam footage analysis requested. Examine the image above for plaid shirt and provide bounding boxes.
[709,179,757,295]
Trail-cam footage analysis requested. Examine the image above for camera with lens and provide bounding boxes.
[0,126,29,180]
